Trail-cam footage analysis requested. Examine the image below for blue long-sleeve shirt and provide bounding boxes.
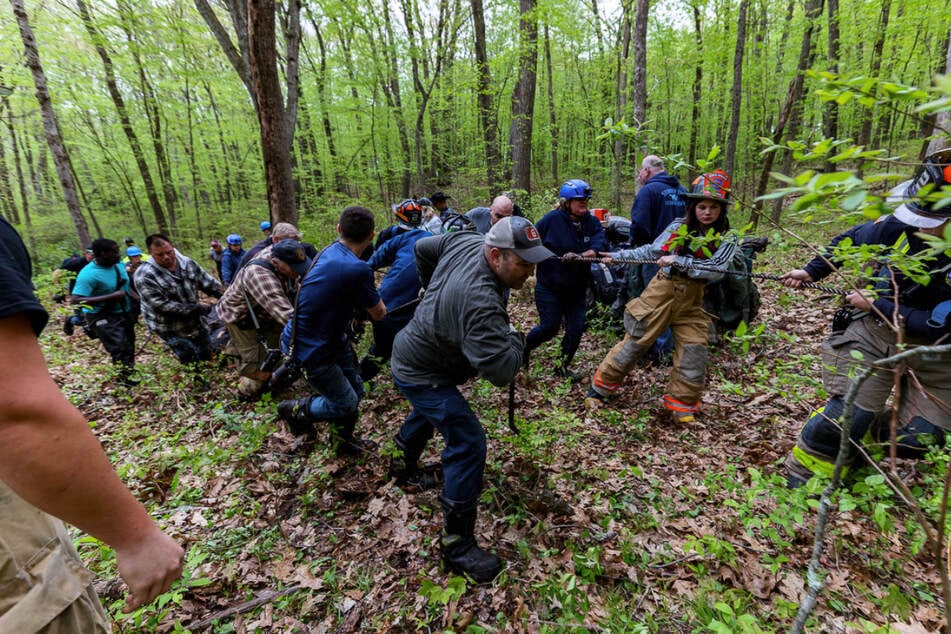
[367,228,431,328]
[534,208,607,296]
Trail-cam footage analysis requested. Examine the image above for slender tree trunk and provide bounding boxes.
[76,0,169,236]
[822,0,840,172]
[752,0,824,227]
[632,0,648,128]
[247,0,297,224]
[202,82,234,209]
[687,2,703,171]
[0,96,21,224]
[544,25,558,184]
[856,0,890,150]
[509,0,538,192]
[471,0,502,191]
[10,0,90,248]
[612,0,632,213]
[182,79,206,239]
[724,0,747,179]
[926,25,951,155]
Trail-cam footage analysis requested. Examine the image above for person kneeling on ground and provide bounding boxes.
[216,240,311,398]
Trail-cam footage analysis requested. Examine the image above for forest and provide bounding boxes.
[4,0,951,630]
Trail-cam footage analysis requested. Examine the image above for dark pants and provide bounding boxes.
[393,377,487,503]
[360,320,401,381]
[303,347,364,422]
[526,283,586,365]
[89,312,135,368]
[162,330,212,365]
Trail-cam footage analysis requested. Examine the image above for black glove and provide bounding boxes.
[196,303,213,316]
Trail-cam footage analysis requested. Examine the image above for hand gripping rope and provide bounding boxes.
[558,255,849,296]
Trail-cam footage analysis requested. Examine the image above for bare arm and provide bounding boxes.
[0,314,183,611]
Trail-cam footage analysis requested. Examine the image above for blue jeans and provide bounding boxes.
[303,347,364,421]
[526,283,586,364]
[393,377,487,503]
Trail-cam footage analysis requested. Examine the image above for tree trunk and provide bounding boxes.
[856,0,890,150]
[121,8,179,232]
[0,95,21,225]
[687,2,703,171]
[612,0,632,213]
[632,0,648,128]
[544,25,558,185]
[247,0,297,224]
[822,0,840,171]
[724,0,747,179]
[509,0,538,193]
[9,0,90,248]
[471,0,502,191]
[76,0,169,236]
[926,25,951,155]
[751,0,824,227]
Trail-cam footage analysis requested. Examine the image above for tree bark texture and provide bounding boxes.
[752,0,824,227]
[76,0,170,236]
[724,0,747,178]
[509,0,538,193]
[247,0,297,225]
[471,0,502,191]
[9,0,91,248]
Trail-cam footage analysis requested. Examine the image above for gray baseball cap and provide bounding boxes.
[484,216,554,263]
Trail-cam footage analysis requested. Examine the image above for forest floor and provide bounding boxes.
[43,233,948,633]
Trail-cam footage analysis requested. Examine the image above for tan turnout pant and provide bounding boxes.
[593,273,710,409]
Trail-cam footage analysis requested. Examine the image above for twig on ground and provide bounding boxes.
[188,585,303,630]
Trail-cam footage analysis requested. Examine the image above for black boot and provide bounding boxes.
[389,436,440,491]
[440,495,503,583]
[331,413,377,457]
[277,396,317,437]
[555,356,584,384]
[267,362,301,395]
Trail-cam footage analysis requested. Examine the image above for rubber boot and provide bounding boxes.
[389,436,439,491]
[440,495,503,583]
[277,396,317,437]
[331,413,377,457]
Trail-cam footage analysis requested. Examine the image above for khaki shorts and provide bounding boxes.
[0,482,109,633]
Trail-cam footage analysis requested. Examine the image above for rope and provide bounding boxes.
[559,255,849,295]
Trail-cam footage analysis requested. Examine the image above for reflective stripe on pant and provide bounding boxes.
[593,274,709,408]
[0,482,109,633]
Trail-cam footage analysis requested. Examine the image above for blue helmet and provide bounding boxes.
[226,233,243,245]
[559,179,593,200]
[260,221,272,231]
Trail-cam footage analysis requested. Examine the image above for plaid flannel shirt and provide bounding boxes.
[134,252,221,338]
[216,252,294,326]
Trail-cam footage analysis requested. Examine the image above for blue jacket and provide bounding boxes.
[629,172,687,245]
[535,207,607,296]
[368,228,431,327]
[221,248,246,284]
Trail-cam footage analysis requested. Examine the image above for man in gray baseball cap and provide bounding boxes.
[387,215,551,583]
